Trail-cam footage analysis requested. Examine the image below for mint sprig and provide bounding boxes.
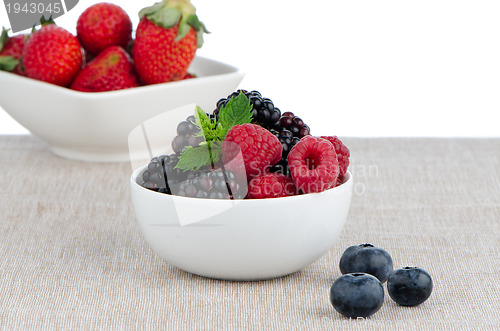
[175,142,222,172]
[218,92,253,138]
[193,106,223,141]
[175,92,253,171]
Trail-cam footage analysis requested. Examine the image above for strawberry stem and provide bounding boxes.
[138,0,208,47]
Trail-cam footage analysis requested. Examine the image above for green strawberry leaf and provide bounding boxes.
[40,16,55,26]
[149,7,181,29]
[196,30,204,48]
[175,15,191,41]
[0,56,19,72]
[187,14,200,31]
[175,142,222,172]
[0,27,9,52]
[138,1,208,47]
[138,2,165,19]
[31,16,55,33]
[187,15,209,33]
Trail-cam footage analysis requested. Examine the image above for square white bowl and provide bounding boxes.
[0,56,244,162]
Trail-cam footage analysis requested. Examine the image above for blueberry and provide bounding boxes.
[387,267,433,306]
[329,273,384,318]
[339,243,393,283]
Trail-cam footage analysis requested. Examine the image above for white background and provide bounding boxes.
[0,0,499,137]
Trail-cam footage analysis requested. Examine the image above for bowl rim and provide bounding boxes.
[130,164,352,202]
[0,55,244,99]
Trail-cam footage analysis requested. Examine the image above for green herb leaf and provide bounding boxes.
[175,142,222,172]
[193,106,223,141]
[218,92,254,137]
[176,93,253,172]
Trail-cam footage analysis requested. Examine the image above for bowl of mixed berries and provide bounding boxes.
[0,0,243,162]
[130,90,353,281]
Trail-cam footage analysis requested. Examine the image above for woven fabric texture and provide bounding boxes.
[1,136,499,330]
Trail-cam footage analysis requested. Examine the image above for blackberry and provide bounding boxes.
[274,111,310,138]
[270,111,311,175]
[213,90,310,139]
[141,155,245,199]
[171,115,205,154]
[214,89,281,129]
[140,154,188,194]
[212,89,312,176]
[174,168,245,199]
[268,129,300,175]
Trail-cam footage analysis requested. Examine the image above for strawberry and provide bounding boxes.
[76,3,132,56]
[0,27,27,75]
[22,24,82,86]
[70,46,140,92]
[183,72,196,80]
[132,0,208,85]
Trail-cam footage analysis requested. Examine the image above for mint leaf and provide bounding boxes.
[193,106,222,141]
[218,92,253,137]
[175,142,222,172]
[176,93,253,172]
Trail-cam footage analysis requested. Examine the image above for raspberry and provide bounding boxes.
[287,136,339,193]
[320,136,350,178]
[223,124,282,179]
[247,173,297,199]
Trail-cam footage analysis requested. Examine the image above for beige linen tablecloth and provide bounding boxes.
[1,135,499,330]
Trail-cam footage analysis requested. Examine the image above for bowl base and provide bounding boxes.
[175,265,301,282]
[51,146,130,163]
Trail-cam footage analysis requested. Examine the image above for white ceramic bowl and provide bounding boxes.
[130,166,353,281]
[0,56,244,162]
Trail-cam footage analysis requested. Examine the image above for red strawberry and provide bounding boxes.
[132,0,208,84]
[183,72,196,80]
[70,46,140,92]
[22,24,82,86]
[0,27,27,75]
[77,3,132,56]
